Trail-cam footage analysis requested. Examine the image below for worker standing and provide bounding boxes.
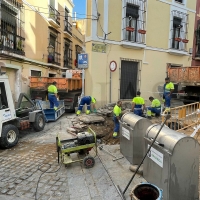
[48,81,59,110]
[163,77,174,112]
[131,91,145,116]
[147,96,161,118]
[113,100,122,138]
[76,96,96,115]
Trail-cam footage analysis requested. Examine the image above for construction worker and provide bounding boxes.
[113,100,122,138]
[131,91,146,116]
[163,77,174,112]
[48,81,59,110]
[147,96,161,118]
[76,96,96,115]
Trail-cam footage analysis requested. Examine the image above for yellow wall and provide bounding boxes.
[146,1,171,49]
[97,0,104,37]
[108,0,122,42]
[86,0,92,37]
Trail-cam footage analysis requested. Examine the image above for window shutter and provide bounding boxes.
[126,3,139,18]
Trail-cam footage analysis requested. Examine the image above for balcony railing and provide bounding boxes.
[64,19,72,35]
[49,5,60,25]
[64,57,72,68]
[0,30,25,56]
[0,0,25,56]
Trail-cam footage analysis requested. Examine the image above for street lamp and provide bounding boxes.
[47,44,55,55]
[47,44,55,63]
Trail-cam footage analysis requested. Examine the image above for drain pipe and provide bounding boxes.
[110,71,111,103]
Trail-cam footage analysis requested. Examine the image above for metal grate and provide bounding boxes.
[63,38,72,69]
[0,0,25,56]
[49,5,60,25]
[169,10,188,51]
[122,0,146,44]
[48,27,61,66]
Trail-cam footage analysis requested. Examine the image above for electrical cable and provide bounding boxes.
[22,4,95,17]
[35,162,62,200]
[22,8,97,20]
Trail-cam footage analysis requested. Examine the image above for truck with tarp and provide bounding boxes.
[29,71,82,111]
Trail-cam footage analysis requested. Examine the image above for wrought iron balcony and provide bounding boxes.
[49,5,60,26]
[64,19,72,36]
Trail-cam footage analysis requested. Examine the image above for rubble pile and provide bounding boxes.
[66,102,133,144]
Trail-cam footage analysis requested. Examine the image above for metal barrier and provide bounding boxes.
[162,102,200,133]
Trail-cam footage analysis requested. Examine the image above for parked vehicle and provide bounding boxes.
[0,74,45,148]
[29,72,82,112]
[168,66,200,104]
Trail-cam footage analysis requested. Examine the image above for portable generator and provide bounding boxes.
[56,127,97,168]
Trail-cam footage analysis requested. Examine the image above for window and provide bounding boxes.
[125,4,139,42]
[64,39,72,68]
[0,0,25,55]
[49,73,56,77]
[196,20,200,57]
[0,82,8,110]
[64,7,72,34]
[175,0,183,3]
[122,1,146,44]
[75,45,82,67]
[48,27,61,65]
[49,0,60,25]
[31,70,41,77]
[172,17,182,49]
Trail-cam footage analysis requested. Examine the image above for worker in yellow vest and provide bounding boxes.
[163,77,174,112]
[76,96,96,115]
[48,82,59,110]
[147,96,161,118]
[131,91,146,116]
[113,100,122,138]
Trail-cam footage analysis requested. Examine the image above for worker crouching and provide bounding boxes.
[147,96,161,119]
[131,91,146,116]
[48,81,59,110]
[113,100,122,138]
[76,96,96,115]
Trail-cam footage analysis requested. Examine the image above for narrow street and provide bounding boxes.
[0,113,145,200]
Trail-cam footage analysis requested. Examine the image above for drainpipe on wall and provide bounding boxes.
[110,71,111,103]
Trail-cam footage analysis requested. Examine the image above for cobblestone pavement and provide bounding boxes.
[0,113,143,200]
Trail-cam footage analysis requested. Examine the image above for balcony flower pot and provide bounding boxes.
[182,39,189,43]
[175,37,182,42]
[126,27,135,32]
[138,29,146,34]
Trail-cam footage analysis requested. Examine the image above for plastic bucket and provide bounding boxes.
[131,183,163,200]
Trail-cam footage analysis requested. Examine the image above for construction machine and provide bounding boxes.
[168,66,200,104]
[0,73,46,149]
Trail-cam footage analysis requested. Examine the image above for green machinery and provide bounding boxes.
[56,127,97,168]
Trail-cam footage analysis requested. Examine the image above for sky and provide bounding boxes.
[73,0,86,19]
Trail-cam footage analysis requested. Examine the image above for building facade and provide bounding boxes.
[85,0,196,107]
[0,0,85,102]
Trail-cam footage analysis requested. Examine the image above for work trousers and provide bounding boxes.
[133,105,143,116]
[48,94,59,109]
[164,93,171,108]
[113,116,120,132]
[148,107,161,115]
[78,96,91,111]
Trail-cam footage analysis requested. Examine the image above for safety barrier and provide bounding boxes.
[162,102,200,133]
